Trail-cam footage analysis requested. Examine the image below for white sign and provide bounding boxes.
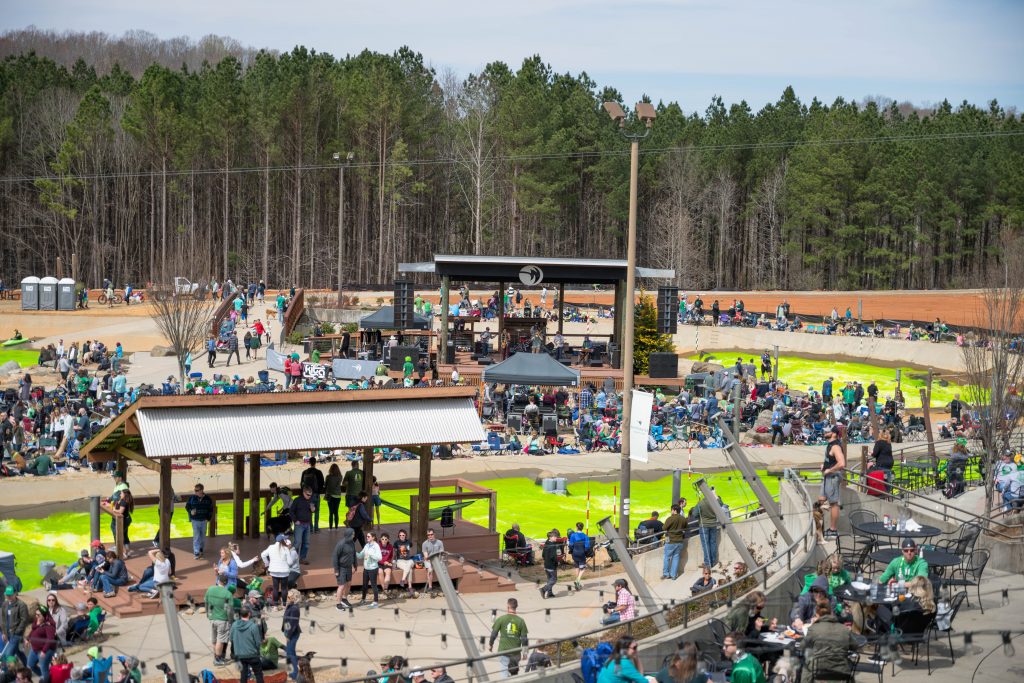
[519,265,544,286]
[301,362,327,381]
[629,389,654,463]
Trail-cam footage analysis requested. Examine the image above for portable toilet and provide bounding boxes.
[57,278,76,311]
[20,276,39,310]
[38,276,58,310]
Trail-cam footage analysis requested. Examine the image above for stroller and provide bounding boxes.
[942,454,969,499]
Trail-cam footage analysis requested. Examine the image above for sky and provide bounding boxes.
[5,0,1024,113]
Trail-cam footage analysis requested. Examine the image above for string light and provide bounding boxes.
[492,609,498,618]
[405,631,412,646]
[545,609,551,623]
[1003,632,1015,658]
[441,634,448,650]
[369,628,376,643]
[394,608,401,622]
[1003,589,1010,606]
[340,658,348,676]
[338,624,346,639]
[309,620,317,631]
[441,609,447,622]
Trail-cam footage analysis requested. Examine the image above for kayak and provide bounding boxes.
[1,337,29,347]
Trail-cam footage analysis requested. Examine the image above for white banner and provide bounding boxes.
[265,344,287,373]
[629,389,654,463]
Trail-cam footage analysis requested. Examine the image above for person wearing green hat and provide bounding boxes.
[0,585,29,665]
[103,471,133,559]
[402,356,414,379]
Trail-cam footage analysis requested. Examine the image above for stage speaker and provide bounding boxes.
[477,356,494,366]
[445,342,456,364]
[656,286,679,335]
[648,352,679,378]
[609,346,621,370]
[507,413,521,431]
[394,280,415,328]
[542,414,558,436]
[388,345,419,371]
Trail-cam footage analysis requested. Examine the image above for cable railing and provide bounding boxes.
[328,473,818,683]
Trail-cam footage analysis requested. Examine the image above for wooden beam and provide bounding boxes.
[867,396,880,440]
[362,447,374,499]
[557,283,565,336]
[249,454,260,539]
[123,417,141,436]
[159,459,172,549]
[116,446,160,473]
[920,387,937,466]
[233,454,245,540]
[416,445,431,545]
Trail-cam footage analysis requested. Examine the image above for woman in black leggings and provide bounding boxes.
[357,531,383,606]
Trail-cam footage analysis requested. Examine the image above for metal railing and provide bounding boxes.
[329,474,818,683]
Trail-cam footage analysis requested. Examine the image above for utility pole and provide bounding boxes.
[429,552,489,682]
[334,152,353,307]
[158,581,190,683]
[603,100,656,533]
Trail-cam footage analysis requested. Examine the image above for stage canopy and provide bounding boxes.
[482,351,581,387]
[360,305,431,330]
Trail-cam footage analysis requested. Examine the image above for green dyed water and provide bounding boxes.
[0,472,776,581]
[0,349,38,367]
[689,353,968,409]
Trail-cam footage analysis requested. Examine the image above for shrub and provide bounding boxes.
[633,291,675,375]
[286,330,304,345]
[320,321,336,334]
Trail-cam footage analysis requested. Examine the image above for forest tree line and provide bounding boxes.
[1,28,1023,291]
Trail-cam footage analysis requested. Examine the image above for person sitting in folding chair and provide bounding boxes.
[503,524,534,566]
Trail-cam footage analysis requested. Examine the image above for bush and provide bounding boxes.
[633,291,675,375]
[286,330,304,345]
[343,322,358,333]
[320,321,336,334]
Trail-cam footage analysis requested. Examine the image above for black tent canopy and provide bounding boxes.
[482,352,581,387]
[360,306,431,330]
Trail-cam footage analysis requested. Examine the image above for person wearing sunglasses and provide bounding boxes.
[877,538,929,586]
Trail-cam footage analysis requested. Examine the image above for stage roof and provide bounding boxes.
[398,254,674,285]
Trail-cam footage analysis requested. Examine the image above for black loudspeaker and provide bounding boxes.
[445,342,456,364]
[507,414,521,431]
[609,346,621,370]
[648,352,679,378]
[656,286,679,335]
[394,280,415,329]
[477,356,494,366]
[542,414,558,436]
[389,345,419,371]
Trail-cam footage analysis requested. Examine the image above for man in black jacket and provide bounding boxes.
[332,528,356,610]
[289,488,315,564]
[300,459,325,533]
[0,587,30,665]
[539,530,560,599]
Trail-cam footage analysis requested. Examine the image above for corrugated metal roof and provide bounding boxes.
[135,397,486,458]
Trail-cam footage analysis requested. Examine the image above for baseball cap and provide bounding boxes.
[248,590,261,599]
[87,646,99,659]
[275,534,287,543]
[4,586,14,596]
[91,539,102,548]
[900,538,917,549]
[112,470,125,479]
[410,672,425,679]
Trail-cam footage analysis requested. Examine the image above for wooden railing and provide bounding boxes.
[284,288,305,336]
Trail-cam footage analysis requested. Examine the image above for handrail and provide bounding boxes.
[329,474,818,683]
[820,468,1024,543]
[284,288,305,336]
[209,286,238,339]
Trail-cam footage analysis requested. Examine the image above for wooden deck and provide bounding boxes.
[441,351,687,389]
[58,520,511,618]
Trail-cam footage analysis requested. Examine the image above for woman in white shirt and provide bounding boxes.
[261,535,299,608]
[356,531,383,607]
[127,548,171,599]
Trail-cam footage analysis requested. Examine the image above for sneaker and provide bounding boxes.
[336,603,346,611]
[540,587,548,599]
[214,658,227,666]
[103,591,116,598]
[341,598,353,609]
[575,581,582,590]
[194,553,200,560]
[368,602,379,609]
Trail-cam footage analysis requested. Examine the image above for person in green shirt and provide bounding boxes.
[342,461,363,508]
[311,348,321,364]
[116,656,142,683]
[403,356,414,378]
[722,631,766,683]
[375,362,388,377]
[260,633,286,669]
[878,539,929,584]
[204,575,234,665]
[489,598,528,677]
[28,452,51,476]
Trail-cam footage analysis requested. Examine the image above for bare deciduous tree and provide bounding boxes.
[961,283,1024,512]
[149,275,215,384]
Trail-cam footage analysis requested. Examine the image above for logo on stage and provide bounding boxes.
[519,265,544,286]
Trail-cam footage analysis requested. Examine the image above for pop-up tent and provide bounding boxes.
[360,306,430,330]
[482,351,581,387]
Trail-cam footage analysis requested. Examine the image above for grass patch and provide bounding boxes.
[689,352,969,409]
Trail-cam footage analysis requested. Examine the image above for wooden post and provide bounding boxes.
[557,283,565,336]
[71,253,79,282]
[497,280,505,342]
[159,459,172,550]
[454,482,463,521]
[249,454,260,539]
[772,345,779,383]
[488,489,497,533]
[56,257,64,279]
[116,455,127,479]
[210,502,218,537]
[920,387,937,466]
[362,447,374,497]
[416,445,431,545]
[867,396,880,440]
[114,515,125,559]
[233,454,245,540]
[861,445,869,475]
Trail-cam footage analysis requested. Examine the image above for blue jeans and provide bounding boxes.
[285,633,299,679]
[310,494,321,531]
[28,648,54,682]
[294,523,311,560]
[191,520,208,556]
[601,611,622,626]
[99,573,127,594]
[662,542,683,579]
[1,634,26,665]
[699,527,719,567]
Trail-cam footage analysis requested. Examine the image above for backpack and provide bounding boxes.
[580,642,614,683]
[345,505,359,523]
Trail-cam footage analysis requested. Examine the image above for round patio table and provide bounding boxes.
[868,547,960,567]
[852,521,942,539]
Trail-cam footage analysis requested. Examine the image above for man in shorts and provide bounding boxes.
[204,575,234,665]
[821,425,846,538]
[421,528,445,597]
[332,527,356,610]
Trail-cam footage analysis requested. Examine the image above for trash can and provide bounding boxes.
[57,278,76,310]
[39,276,58,310]
[20,276,39,310]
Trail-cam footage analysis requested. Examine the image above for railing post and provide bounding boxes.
[683,601,689,628]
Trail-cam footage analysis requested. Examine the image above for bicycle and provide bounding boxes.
[97,291,124,305]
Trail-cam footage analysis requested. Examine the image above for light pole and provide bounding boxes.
[604,101,656,532]
[333,151,354,307]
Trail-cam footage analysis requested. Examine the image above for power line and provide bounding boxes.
[0,129,1020,185]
